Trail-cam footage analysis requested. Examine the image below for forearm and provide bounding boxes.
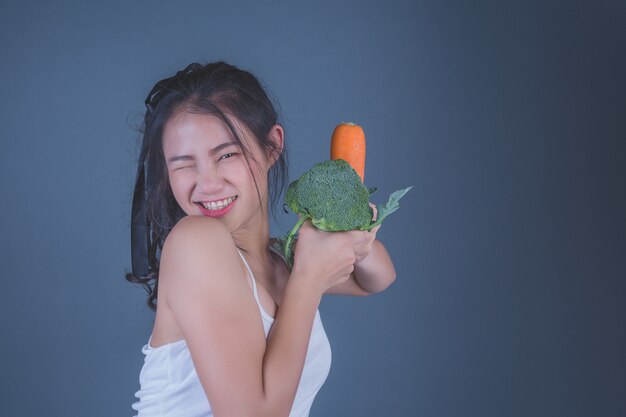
[353,240,396,293]
[259,272,323,417]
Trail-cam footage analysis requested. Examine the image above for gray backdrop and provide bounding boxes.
[1,0,624,416]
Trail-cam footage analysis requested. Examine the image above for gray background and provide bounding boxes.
[1,0,625,416]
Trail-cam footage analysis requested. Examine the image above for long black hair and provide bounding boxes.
[126,61,288,311]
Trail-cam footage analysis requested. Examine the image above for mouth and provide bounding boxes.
[198,195,238,210]
[196,195,238,217]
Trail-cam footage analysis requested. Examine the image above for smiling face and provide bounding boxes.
[162,111,276,232]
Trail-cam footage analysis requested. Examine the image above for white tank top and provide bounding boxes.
[132,248,332,417]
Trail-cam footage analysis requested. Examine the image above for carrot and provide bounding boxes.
[330,122,366,183]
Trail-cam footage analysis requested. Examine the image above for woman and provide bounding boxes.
[127,61,396,417]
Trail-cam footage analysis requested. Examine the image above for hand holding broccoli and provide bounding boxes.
[279,159,412,268]
[289,221,359,293]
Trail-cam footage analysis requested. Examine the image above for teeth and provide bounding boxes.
[201,196,236,211]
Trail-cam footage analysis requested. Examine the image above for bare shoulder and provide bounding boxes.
[164,215,232,251]
[159,216,246,301]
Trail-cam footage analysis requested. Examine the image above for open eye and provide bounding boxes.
[219,152,237,161]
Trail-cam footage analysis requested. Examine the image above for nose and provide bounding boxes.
[195,164,224,194]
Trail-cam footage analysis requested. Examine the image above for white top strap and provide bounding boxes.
[236,249,260,301]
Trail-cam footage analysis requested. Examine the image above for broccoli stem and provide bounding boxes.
[284,215,309,269]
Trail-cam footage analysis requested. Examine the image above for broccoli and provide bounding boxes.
[278,159,412,268]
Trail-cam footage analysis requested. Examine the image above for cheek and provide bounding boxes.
[223,160,259,189]
[168,173,191,207]
[242,165,269,198]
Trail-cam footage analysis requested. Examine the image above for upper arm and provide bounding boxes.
[159,216,267,415]
[324,274,372,296]
[324,239,396,296]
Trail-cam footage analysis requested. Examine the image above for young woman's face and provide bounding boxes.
[161,111,275,231]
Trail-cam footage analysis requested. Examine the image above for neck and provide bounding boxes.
[231,206,273,268]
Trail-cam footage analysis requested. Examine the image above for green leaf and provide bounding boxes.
[367,186,413,231]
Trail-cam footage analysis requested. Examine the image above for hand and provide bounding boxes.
[291,221,357,292]
[351,202,380,263]
[351,224,380,264]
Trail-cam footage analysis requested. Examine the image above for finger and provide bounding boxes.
[299,219,314,233]
[369,202,378,221]
[347,229,369,245]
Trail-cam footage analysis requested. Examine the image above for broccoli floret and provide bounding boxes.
[280,159,412,268]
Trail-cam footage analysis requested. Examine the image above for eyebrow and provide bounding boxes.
[167,141,238,163]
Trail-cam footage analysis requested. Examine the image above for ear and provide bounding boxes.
[266,124,284,165]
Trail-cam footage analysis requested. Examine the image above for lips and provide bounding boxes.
[200,196,237,211]
[196,195,238,218]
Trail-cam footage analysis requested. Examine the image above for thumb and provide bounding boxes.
[369,202,378,221]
